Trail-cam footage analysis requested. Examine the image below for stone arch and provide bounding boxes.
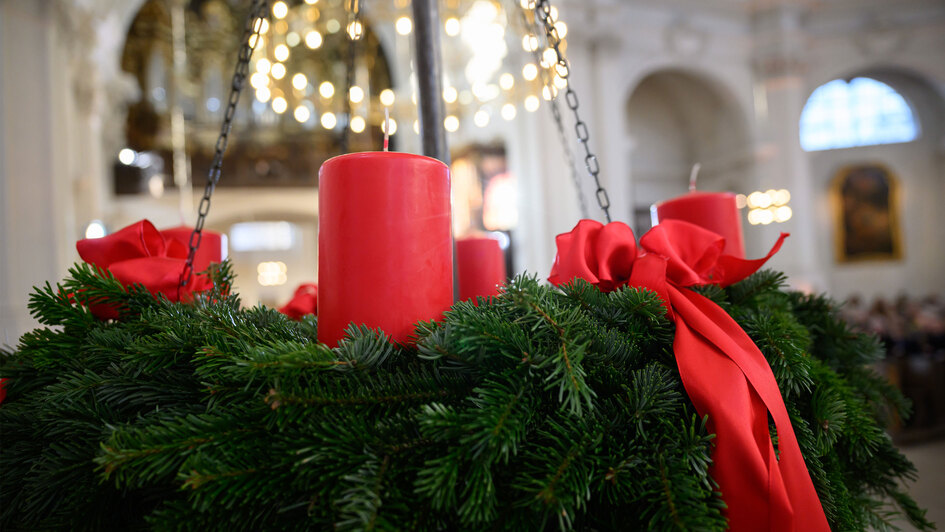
[623,67,753,233]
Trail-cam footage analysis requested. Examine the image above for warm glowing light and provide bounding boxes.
[499,73,514,90]
[248,34,261,48]
[350,115,365,132]
[775,205,793,222]
[250,72,269,89]
[85,220,107,239]
[118,148,136,165]
[304,0,317,4]
[257,261,287,286]
[347,21,363,40]
[554,21,568,38]
[444,17,460,36]
[773,189,791,206]
[501,103,517,120]
[735,193,748,209]
[380,88,395,106]
[553,75,567,89]
[444,115,459,132]
[274,44,290,62]
[305,30,323,49]
[522,63,538,81]
[413,120,420,134]
[271,96,288,114]
[474,109,490,127]
[522,34,538,52]
[524,95,540,112]
[255,86,271,102]
[443,86,458,103]
[396,16,412,35]
[747,191,773,209]
[326,18,340,33]
[550,6,559,21]
[271,63,286,79]
[349,86,364,103]
[292,73,307,90]
[319,81,334,98]
[256,58,271,74]
[542,47,558,67]
[286,32,300,47]
[274,20,288,34]
[321,112,337,129]
[294,105,311,123]
[272,1,288,19]
[520,0,535,8]
[542,86,553,100]
[382,118,397,135]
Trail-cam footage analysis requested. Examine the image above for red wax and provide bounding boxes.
[161,226,225,273]
[318,152,452,347]
[457,236,507,303]
[653,191,745,258]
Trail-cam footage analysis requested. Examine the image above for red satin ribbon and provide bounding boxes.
[279,283,318,320]
[76,220,212,319]
[550,219,829,532]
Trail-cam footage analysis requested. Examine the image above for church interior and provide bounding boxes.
[1,0,943,528]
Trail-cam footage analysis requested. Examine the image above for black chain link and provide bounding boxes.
[532,0,611,222]
[516,6,588,218]
[341,0,362,153]
[181,0,269,289]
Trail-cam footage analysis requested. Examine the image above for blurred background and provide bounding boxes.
[0,0,943,525]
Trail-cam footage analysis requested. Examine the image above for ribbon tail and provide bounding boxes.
[716,232,789,286]
[669,285,829,532]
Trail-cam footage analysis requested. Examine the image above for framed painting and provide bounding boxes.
[832,163,903,262]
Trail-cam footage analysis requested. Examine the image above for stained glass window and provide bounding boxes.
[799,77,918,151]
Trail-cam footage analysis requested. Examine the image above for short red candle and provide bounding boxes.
[161,226,225,273]
[318,152,452,347]
[457,236,507,303]
[653,191,745,258]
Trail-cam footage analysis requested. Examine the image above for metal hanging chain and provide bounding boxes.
[341,0,363,153]
[516,7,588,218]
[533,0,611,223]
[181,0,270,289]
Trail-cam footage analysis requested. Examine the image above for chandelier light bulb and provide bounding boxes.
[396,16,413,35]
[319,81,334,98]
[501,103,517,120]
[522,63,538,81]
[381,118,397,135]
[250,72,269,89]
[292,73,307,91]
[274,44,290,62]
[294,105,311,123]
[256,58,271,74]
[321,112,337,129]
[350,115,365,132]
[444,17,460,36]
[380,89,395,106]
[444,115,460,132]
[272,1,289,19]
[522,34,538,52]
[271,63,286,80]
[305,30,323,49]
[349,86,364,103]
[443,86,458,103]
[271,96,287,114]
[255,86,271,102]
[524,95,540,112]
[499,73,514,90]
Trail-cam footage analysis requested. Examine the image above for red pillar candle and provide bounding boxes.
[652,192,745,258]
[160,226,225,273]
[457,236,507,303]
[318,152,452,347]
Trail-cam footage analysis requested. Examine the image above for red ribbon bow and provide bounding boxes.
[279,283,318,320]
[76,220,213,319]
[550,219,829,532]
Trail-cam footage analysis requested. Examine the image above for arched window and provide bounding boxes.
[799,77,918,152]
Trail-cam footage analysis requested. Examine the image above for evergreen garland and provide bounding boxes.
[0,262,934,531]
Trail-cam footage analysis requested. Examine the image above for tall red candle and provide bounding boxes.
[652,191,745,258]
[161,225,225,273]
[457,236,507,303]
[318,152,452,347]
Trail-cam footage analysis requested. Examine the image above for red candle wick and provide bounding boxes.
[383,108,390,152]
[689,162,701,193]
